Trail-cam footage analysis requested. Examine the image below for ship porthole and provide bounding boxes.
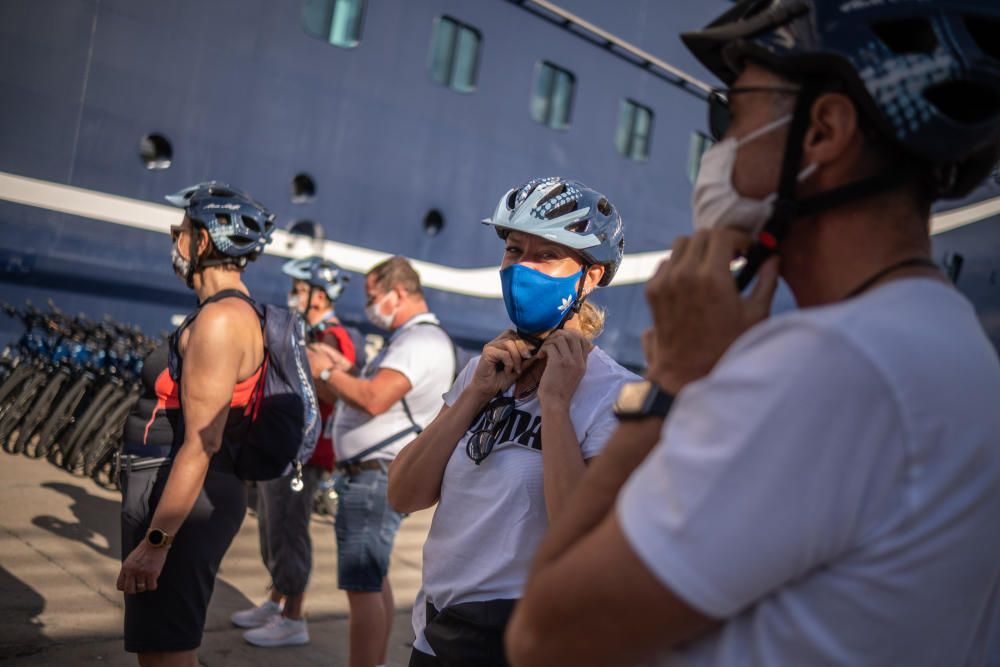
[423,209,444,236]
[139,134,172,170]
[292,173,316,203]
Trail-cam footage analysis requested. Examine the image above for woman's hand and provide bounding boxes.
[537,330,592,409]
[468,330,536,402]
[117,540,169,595]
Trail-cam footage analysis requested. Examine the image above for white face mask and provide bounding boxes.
[365,291,398,331]
[692,114,817,234]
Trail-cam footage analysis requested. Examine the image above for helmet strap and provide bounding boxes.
[735,82,916,290]
[185,227,199,289]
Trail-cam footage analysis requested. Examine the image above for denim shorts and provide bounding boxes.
[333,466,403,592]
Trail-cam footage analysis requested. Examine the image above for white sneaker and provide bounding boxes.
[243,616,310,647]
[230,600,282,628]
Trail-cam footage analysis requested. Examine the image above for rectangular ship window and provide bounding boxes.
[688,131,715,183]
[616,99,654,161]
[303,0,366,48]
[429,16,482,92]
[531,62,575,130]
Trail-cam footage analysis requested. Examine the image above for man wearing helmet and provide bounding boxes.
[507,2,1000,666]
[231,256,360,647]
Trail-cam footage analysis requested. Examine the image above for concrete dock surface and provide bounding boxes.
[0,451,432,665]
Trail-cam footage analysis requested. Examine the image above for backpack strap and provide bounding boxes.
[338,319,455,468]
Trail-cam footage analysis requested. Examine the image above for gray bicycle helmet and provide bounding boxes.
[282,257,349,302]
[166,181,276,264]
[682,0,1000,198]
[483,177,625,286]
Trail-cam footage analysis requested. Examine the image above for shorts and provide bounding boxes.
[333,465,402,592]
[257,465,323,597]
[120,460,247,653]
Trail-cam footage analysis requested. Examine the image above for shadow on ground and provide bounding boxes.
[32,481,121,559]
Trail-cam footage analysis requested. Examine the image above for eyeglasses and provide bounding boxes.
[466,394,516,465]
[707,86,801,141]
[170,224,185,243]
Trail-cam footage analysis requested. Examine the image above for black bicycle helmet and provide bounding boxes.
[166,181,276,265]
[682,0,1000,198]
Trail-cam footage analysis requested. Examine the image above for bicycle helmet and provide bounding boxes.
[682,0,1000,199]
[166,181,276,264]
[483,177,625,286]
[282,257,349,302]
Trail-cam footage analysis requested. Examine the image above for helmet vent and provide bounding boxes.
[871,19,937,55]
[565,220,590,234]
[538,183,567,208]
[965,16,1000,62]
[214,213,230,226]
[547,200,578,219]
[242,216,261,233]
[506,189,519,210]
[925,80,1000,124]
[597,198,612,216]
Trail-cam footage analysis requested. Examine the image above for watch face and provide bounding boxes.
[148,529,165,546]
[615,380,652,414]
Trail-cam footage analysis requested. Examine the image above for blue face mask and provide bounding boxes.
[500,264,582,334]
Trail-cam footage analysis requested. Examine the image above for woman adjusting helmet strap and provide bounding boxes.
[483,177,625,341]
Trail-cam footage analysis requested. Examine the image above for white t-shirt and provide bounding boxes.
[618,278,1000,667]
[333,313,455,462]
[413,346,638,655]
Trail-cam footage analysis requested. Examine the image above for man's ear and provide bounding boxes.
[802,91,862,168]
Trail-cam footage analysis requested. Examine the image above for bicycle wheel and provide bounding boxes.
[0,364,32,421]
[18,370,68,457]
[60,381,121,469]
[36,374,91,462]
[83,393,137,477]
[0,371,46,453]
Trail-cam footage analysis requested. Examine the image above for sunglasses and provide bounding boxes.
[466,394,516,465]
[707,86,801,141]
[170,224,186,242]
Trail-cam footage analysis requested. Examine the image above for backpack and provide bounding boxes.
[169,289,320,489]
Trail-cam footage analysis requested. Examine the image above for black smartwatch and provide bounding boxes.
[613,380,674,420]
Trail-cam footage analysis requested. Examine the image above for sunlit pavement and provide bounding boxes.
[0,452,432,665]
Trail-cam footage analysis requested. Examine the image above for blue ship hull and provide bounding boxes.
[1,0,997,367]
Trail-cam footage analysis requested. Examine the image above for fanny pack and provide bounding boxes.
[423,598,517,667]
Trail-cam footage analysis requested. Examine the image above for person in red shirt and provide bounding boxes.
[231,256,359,647]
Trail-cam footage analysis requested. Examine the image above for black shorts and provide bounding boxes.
[120,460,247,653]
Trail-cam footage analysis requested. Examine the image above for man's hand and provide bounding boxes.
[308,342,352,375]
[537,330,592,409]
[646,229,779,394]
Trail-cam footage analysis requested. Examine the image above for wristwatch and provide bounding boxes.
[319,367,333,382]
[613,380,674,420]
[145,528,173,548]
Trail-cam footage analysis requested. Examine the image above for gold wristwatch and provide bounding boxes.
[145,528,173,548]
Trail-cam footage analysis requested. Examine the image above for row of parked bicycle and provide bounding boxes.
[0,301,159,489]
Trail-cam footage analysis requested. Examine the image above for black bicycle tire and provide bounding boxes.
[36,374,91,461]
[18,371,68,457]
[0,372,46,453]
[83,394,137,476]
[64,389,123,473]
[0,364,32,420]
[60,381,120,468]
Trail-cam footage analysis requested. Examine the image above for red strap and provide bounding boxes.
[322,326,357,366]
